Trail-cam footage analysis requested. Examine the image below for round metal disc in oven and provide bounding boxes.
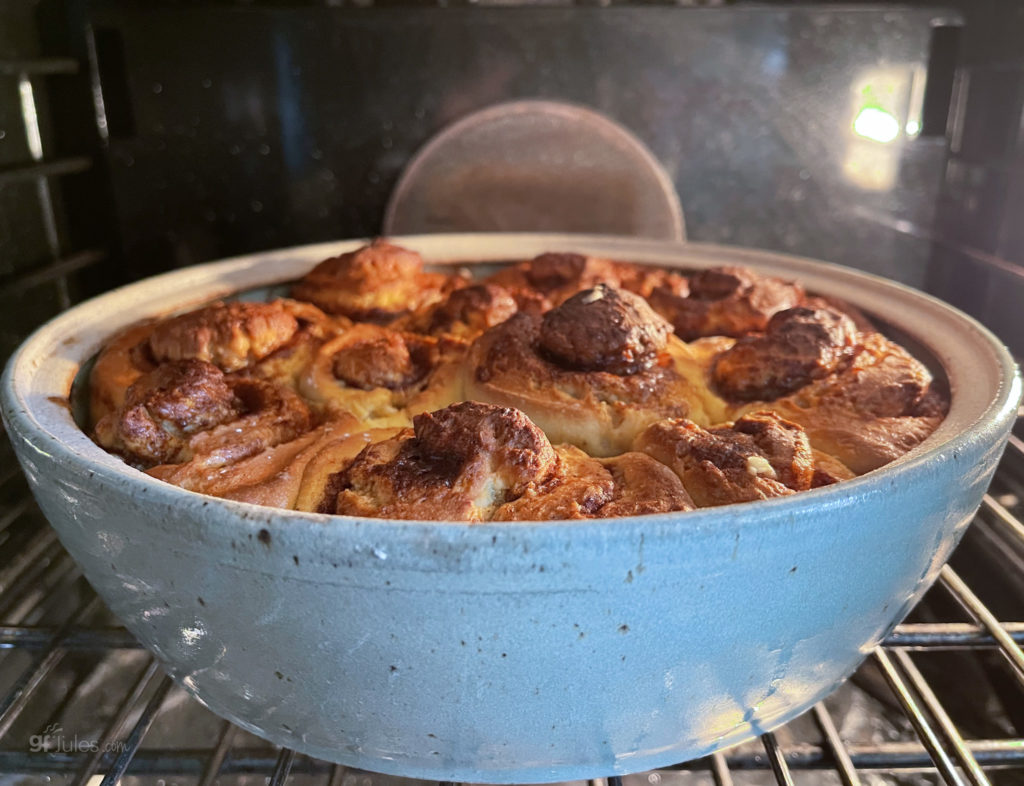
[383,100,685,241]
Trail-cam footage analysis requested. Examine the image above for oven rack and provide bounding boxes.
[0,425,1022,786]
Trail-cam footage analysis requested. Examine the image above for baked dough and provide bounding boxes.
[463,285,729,456]
[88,240,948,517]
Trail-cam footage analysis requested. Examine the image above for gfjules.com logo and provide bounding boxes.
[29,723,127,754]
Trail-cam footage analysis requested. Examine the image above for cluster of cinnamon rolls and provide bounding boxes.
[88,241,948,520]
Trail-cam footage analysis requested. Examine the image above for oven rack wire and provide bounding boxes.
[0,425,1022,786]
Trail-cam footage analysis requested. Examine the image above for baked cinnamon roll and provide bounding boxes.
[484,252,625,308]
[292,239,465,323]
[93,359,313,469]
[89,299,335,425]
[464,284,728,456]
[392,283,524,340]
[712,307,860,401]
[148,299,304,371]
[648,266,804,341]
[315,402,694,521]
[298,323,464,427]
[634,411,849,507]
[740,332,947,474]
[148,415,399,511]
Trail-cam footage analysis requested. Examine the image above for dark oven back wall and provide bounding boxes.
[90,4,952,288]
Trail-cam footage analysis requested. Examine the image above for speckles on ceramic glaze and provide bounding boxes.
[140,606,169,621]
[180,622,206,647]
[96,530,126,556]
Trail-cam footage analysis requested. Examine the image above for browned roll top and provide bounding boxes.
[518,252,611,294]
[649,265,804,341]
[326,402,558,520]
[292,240,460,322]
[412,401,559,496]
[713,307,860,401]
[329,324,442,391]
[112,360,240,458]
[485,252,626,306]
[538,285,671,375]
[148,300,300,372]
[399,283,521,339]
[94,359,312,468]
[635,411,817,507]
[321,401,694,520]
[323,240,421,282]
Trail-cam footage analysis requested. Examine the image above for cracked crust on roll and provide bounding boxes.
[292,239,466,323]
[634,411,849,507]
[148,299,306,372]
[392,283,524,340]
[93,359,314,469]
[90,300,339,428]
[735,332,947,474]
[484,252,627,308]
[648,266,804,341]
[464,286,729,456]
[298,323,465,428]
[712,307,860,401]
[318,402,694,521]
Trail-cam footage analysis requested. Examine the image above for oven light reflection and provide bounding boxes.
[853,107,900,143]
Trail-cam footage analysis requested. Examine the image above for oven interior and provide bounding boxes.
[2,1,1024,785]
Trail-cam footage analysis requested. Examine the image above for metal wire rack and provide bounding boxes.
[0,424,1021,786]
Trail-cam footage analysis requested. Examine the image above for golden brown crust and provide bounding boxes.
[740,333,947,474]
[803,294,876,334]
[484,252,625,307]
[712,307,859,401]
[464,308,713,456]
[328,402,559,521]
[94,359,313,469]
[633,411,816,507]
[89,250,949,517]
[321,402,694,521]
[292,240,465,322]
[89,320,159,425]
[613,261,689,300]
[146,415,400,510]
[649,266,804,341]
[148,300,302,372]
[494,446,695,520]
[298,323,465,427]
[394,283,522,340]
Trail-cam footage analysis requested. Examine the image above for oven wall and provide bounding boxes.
[84,5,951,284]
[0,0,119,363]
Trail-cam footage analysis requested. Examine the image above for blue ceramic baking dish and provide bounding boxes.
[2,234,1020,783]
